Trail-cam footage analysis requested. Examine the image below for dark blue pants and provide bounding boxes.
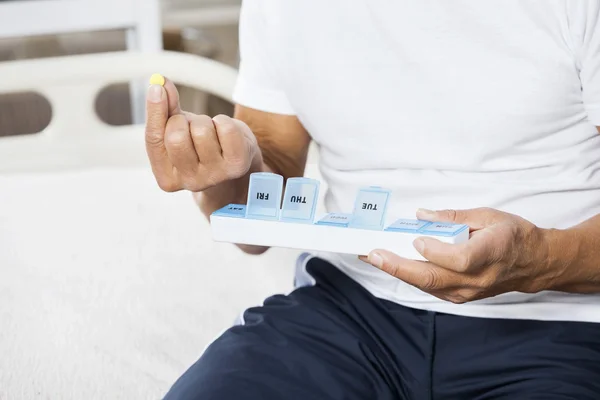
[164,257,600,399]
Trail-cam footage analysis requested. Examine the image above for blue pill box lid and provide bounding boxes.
[419,221,469,237]
[246,172,284,220]
[315,213,352,227]
[212,204,247,218]
[280,177,320,223]
[385,219,430,233]
[349,186,391,230]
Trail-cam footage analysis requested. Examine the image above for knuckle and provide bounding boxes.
[145,130,163,147]
[224,158,250,177]
[180,176,202,191]
[447,295,468,304]
[165,115,189,140]
[217,122,238,136]
[156,177,180,193]
[455,253,472,272]
[145,123,165,146]
[234,118,251,131]
[421,269,443,290]
[190,124,213,140]
[213,113,231,123]
[196,114,214,123]
[436,209,458,222]
[165,129,189,149]
[442,208,469,224]
[214,115,241,135]
[228,139,249,157]
[382,261,400,278]
[457,288,480,302]
[446,209,458,221]
[190,115,214,134]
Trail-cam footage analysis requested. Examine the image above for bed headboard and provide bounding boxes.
[0,51,238,173]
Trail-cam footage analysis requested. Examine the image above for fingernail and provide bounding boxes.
[147,84,164,103]
[369,252,383,268]
[413,238,425,254]
[417,208,435,219]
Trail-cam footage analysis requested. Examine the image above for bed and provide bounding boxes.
[0,51,317,399]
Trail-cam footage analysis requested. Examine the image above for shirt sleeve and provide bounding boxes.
[232,0,295,115]
[576,0,600,126]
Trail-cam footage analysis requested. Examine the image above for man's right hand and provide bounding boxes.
[144,77,261,193]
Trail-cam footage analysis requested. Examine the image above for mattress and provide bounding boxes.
[0,166,296,399]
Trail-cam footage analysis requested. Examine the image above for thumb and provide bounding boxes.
[145,75,173,178]
[145,77,168,147]
[145,74,184,147]
[146,74,182,118]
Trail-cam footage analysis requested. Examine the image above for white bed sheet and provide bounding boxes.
[0,166,297,400]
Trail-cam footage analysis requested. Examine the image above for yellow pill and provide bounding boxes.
[149,73,165,86]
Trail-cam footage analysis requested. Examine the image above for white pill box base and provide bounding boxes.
[210,208,469,261]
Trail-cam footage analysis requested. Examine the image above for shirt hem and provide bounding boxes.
[313,251,600,324]
[232,78,296,116]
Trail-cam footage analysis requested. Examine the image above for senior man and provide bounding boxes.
[147,1,600,399]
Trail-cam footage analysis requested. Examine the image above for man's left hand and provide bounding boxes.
[360,208,560,304]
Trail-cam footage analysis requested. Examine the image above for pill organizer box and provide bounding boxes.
[210,173,469,260]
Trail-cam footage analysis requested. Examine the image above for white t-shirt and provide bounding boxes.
[232,0,600,322]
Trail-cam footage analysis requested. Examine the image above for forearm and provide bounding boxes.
[195,105,311,255]
[543,213,600,293]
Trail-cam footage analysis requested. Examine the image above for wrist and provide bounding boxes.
[197,148,266,216]
[538,227,585,291]
[199,147,271,255]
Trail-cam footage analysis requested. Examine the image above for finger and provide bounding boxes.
[164,114,198,177]
[413,234,492,273]
[428,288,483,304]
[163,77,183,117]
[189,114,223,165]
[416,207,501,230]
[364,250,463,292]
[212,114,251,164]
[145,83,175,185]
